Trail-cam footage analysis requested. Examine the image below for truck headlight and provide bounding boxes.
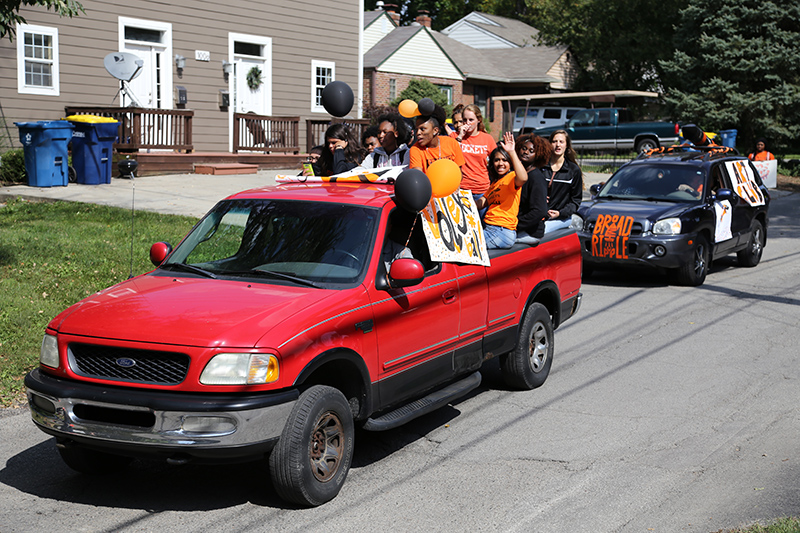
[652,218,681,235]
[200,353,279,385]
[40,334,59,368]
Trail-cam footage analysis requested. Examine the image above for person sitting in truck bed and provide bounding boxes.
[515,134,550,243]
[542,130,583,232]
[475,132,528,249]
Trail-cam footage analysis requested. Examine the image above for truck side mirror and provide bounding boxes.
[150,242,173,266]
[388,258,424,288]
[590,182,605,196]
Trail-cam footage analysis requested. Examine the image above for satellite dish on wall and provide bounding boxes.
[103,52,145,107]
[104,52,144,82]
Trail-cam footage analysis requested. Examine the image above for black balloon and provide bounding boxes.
[418,97,435,116]
[321,81,354,117]
[394,168,432,213]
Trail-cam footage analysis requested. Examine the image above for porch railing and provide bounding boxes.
[306,118,371,153]
[64,106,194,152]
[234,113,299,154]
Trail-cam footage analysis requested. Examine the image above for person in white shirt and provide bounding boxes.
[362,113,411,169]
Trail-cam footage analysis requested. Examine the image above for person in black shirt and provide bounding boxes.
[515,133,550,242]
[542,130,582,232]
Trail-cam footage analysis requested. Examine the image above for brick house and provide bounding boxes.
[363,8,579,135]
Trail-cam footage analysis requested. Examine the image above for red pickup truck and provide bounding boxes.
[25,181,582,506]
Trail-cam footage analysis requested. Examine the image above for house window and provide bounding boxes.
[437,85,453,105]
[389,79,396,100]
[16,24,59,96]
[312,60,335,113]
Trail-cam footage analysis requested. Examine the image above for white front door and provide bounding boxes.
[119,17,173,110]
[228,33,272,151]
[235,57,267,115]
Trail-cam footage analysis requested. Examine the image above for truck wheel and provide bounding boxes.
[269,385,354,507]
[737,219,764,267]
[58,444,132,475]
[501,302,554,390]
[675,235,709,286]
[635,138,658,154]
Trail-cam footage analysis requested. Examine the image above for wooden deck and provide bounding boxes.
[124,152,306,176]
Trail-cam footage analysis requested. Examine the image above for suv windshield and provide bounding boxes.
[161,199,379,286]
[598,163,707,202]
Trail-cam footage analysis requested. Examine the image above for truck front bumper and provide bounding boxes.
[25,368,298,462]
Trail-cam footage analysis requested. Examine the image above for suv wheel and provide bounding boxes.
[675,235,709,286]
[737,219,764,267]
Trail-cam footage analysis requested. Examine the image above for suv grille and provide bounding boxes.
[69,343,190,385]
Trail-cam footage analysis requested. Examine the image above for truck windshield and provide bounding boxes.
[162,199,379,285]
[598,164,707,203]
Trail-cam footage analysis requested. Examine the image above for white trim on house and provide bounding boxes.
[118,17,174,109]
[357,0,364,118]
[227,32,273,152]
[311,60,336,114]
[16,23,59,96]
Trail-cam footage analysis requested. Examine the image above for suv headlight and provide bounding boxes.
[200,353,279,385]
[40,334,59,368]
[652,218,681,235]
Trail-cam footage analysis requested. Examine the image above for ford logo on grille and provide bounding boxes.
[116,357,136,368]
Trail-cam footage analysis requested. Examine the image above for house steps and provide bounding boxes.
[117,152,306,176]
[194,163,259,175]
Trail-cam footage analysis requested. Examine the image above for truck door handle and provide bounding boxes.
[442,288,457,304]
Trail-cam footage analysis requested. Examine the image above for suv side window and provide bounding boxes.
[543,108,561,119]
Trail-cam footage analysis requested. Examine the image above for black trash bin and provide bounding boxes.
[67,115,120,185]
[15,120,74,187]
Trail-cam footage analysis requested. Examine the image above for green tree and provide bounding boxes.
[660,0,800,152]
[1,0,84,41]
[390,78,450,114]
[526,0,680,91]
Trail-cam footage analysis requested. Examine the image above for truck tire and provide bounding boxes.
[58,444,132,475]
[269,385,354,507]
[737,219,764,267]
[635,138,658,154]
[675,234,709,286]
[501,302,554,390]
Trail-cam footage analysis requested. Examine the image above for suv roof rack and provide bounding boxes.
[637,144,740,162]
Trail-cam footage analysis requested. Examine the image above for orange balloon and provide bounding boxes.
[398,99,420,119]
[426,159,461,198]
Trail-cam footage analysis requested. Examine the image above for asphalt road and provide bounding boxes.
[0,191,798,533]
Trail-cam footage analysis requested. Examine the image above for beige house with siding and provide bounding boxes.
[1,0,363,156]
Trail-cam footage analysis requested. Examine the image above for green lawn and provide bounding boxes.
[0,198,197,406]
[720,517,800,533]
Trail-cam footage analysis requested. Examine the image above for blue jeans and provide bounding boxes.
[483,224,516,249]
[544,218,572,233]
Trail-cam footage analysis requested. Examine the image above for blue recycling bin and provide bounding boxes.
[719,129,738,148]
[15,120,74,187]
[67,115,120,185]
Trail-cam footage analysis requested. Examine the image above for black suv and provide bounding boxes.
[577,146,770,285]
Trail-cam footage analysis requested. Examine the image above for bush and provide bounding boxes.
[0,149,26,184]
[390,78,452,116]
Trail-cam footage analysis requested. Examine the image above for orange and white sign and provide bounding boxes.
[420,190,490,266]
[591,214,634,259]
[725,161,765,206]
[750,159,777,189]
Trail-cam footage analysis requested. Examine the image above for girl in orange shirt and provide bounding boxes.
[476,132,528,249]
[409,105,465,173]
[453,104,496,201]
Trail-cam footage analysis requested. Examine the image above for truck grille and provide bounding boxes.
[69,343,190,385]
